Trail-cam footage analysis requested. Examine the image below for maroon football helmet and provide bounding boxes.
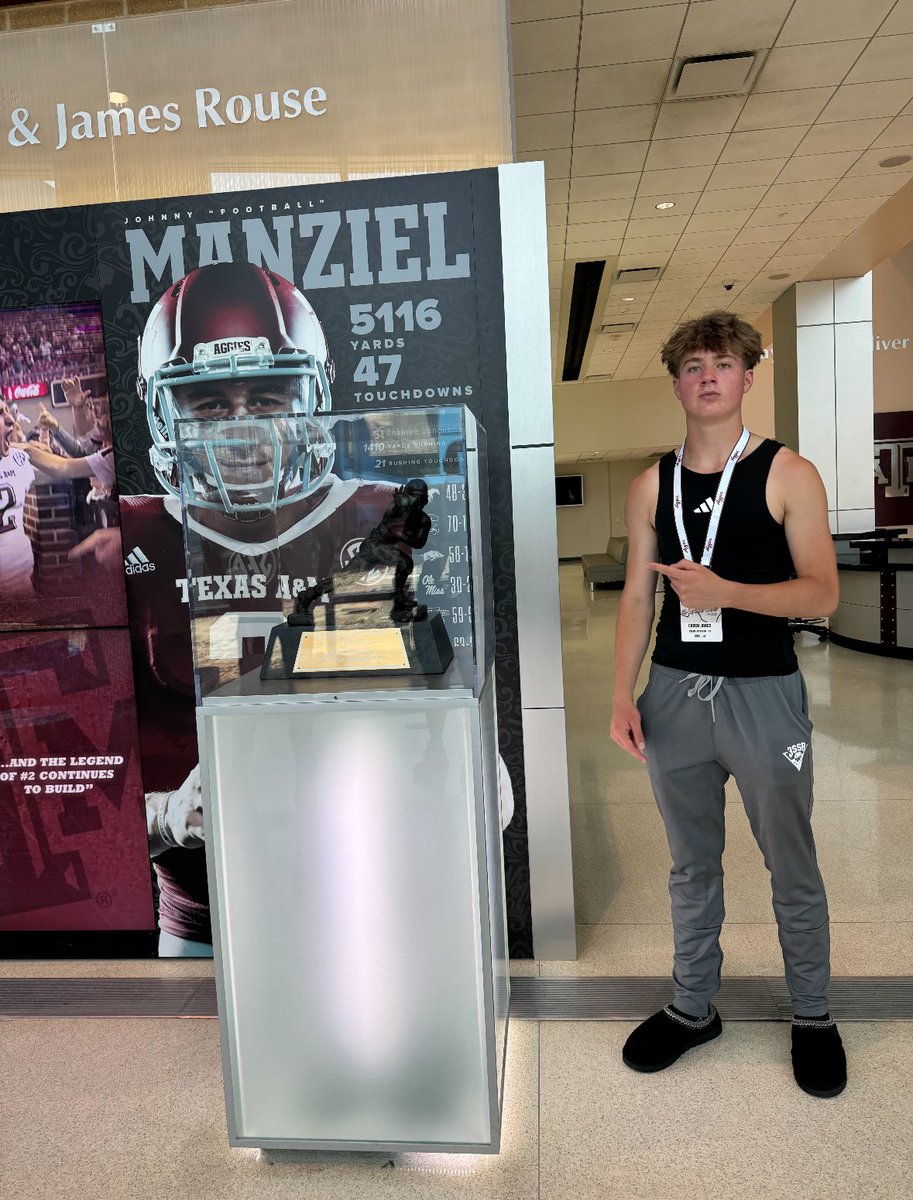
[138,262,335,512]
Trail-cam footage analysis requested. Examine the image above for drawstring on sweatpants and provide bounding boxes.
[680,673,724,722]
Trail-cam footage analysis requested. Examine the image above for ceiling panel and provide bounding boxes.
[782,235,846,256]
[735,88,835,132]
[626,214,690,237]
[545,177,572,205]
[775,150,862,183]
[754,40,868,92]
[583,0,681,15]
[618,234,682,255]
[776,0,895,47]
[788,216,859,237]
[808,195,887,221]
[676,229,732,249]
[881,0,913,36]
[819,80,913,123]
[685,209,753,234]
[676,0,793,57]
[573,105,659,147]
[843,34,913,85]
[644,133,728,170]
[512,0,580,19]
[742,202,816,226]
[571,142,650,176]
[637,163,716,195]
[760,179,835,206]
[719,126,809,163]
[579,6,688,70]
[569,173,642,202]
[652,97,744,139]
[705,158,787,189]
[576,60,673,110]
[513,70,578,118]
[565,219,630,243]
[693,185,769,212]
[796,117,891,155]
[568,197,635,223]
[515,113,575,153]
[510,16,582,74]
[874,114,913,146]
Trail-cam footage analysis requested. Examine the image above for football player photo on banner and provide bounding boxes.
[95,170,531,957]
[0,627,155,947]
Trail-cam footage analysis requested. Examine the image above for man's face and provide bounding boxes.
[88,394,112,437]
[172,377,301,493]
[0,403,14,456]
[672,348,752,422]
[171,377,299,422]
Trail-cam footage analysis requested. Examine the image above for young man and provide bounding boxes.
[0,399,37,596]
[19,390,116,494]
[610,311,845,1098]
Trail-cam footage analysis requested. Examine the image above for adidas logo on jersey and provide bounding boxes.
[783,741,808,771]
[693,496,715,514]
[124,546,156,574]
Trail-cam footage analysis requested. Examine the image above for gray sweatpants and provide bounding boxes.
[637,664,830,1019]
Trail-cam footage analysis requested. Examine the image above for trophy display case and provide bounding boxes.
[175,405,508,1153]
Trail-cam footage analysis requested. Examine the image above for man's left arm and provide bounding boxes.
[650,453,840,618]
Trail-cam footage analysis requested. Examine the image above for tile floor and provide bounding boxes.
[2,563,912,1199]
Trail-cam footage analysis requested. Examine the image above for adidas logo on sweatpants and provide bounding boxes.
[783,742,808,771]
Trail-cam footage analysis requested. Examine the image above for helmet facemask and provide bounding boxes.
[148,337,335,516]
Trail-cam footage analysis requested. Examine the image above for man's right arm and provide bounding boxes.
[146,764,205,858]
[610,465,660,763]
[62,379,94,438]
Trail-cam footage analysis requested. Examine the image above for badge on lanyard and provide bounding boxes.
[672,426,750,644]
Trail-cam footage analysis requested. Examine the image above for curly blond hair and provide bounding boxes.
[660,311,763,377]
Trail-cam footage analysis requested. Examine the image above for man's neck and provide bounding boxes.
[682,417,748,472]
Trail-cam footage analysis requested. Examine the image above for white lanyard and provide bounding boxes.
[673,426,749,568]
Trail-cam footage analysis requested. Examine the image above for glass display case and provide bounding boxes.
[175,406,493,702]
[175,405,508,1153]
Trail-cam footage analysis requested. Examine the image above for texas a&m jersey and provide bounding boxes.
[119,476,393,943]
[0,448,35,594]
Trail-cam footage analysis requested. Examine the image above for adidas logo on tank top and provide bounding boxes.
[693,496,715,514]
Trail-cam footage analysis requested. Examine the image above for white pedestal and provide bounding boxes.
[197,669,508,1152]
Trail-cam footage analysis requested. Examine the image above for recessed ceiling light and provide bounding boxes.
[769,272,790,280]
[621,295,636,302]
[878,154,911,168]
[655,201,676,210]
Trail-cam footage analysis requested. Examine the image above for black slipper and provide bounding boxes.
[791,1015,847,1098]
[622,1005,722,1073]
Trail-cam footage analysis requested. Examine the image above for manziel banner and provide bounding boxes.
[1,169,532,957]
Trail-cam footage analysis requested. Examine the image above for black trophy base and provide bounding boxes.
[260,610,454,680]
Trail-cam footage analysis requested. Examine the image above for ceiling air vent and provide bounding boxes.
[665,52,765,101]
[562,260,606,383]
[613,266,663,285]
[601,322,636,334]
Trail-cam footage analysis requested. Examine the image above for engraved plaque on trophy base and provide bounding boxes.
[260,611,454,680]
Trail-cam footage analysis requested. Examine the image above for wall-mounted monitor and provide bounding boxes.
[555,474,584,507]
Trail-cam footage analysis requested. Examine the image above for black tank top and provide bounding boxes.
[652,438,798,677]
